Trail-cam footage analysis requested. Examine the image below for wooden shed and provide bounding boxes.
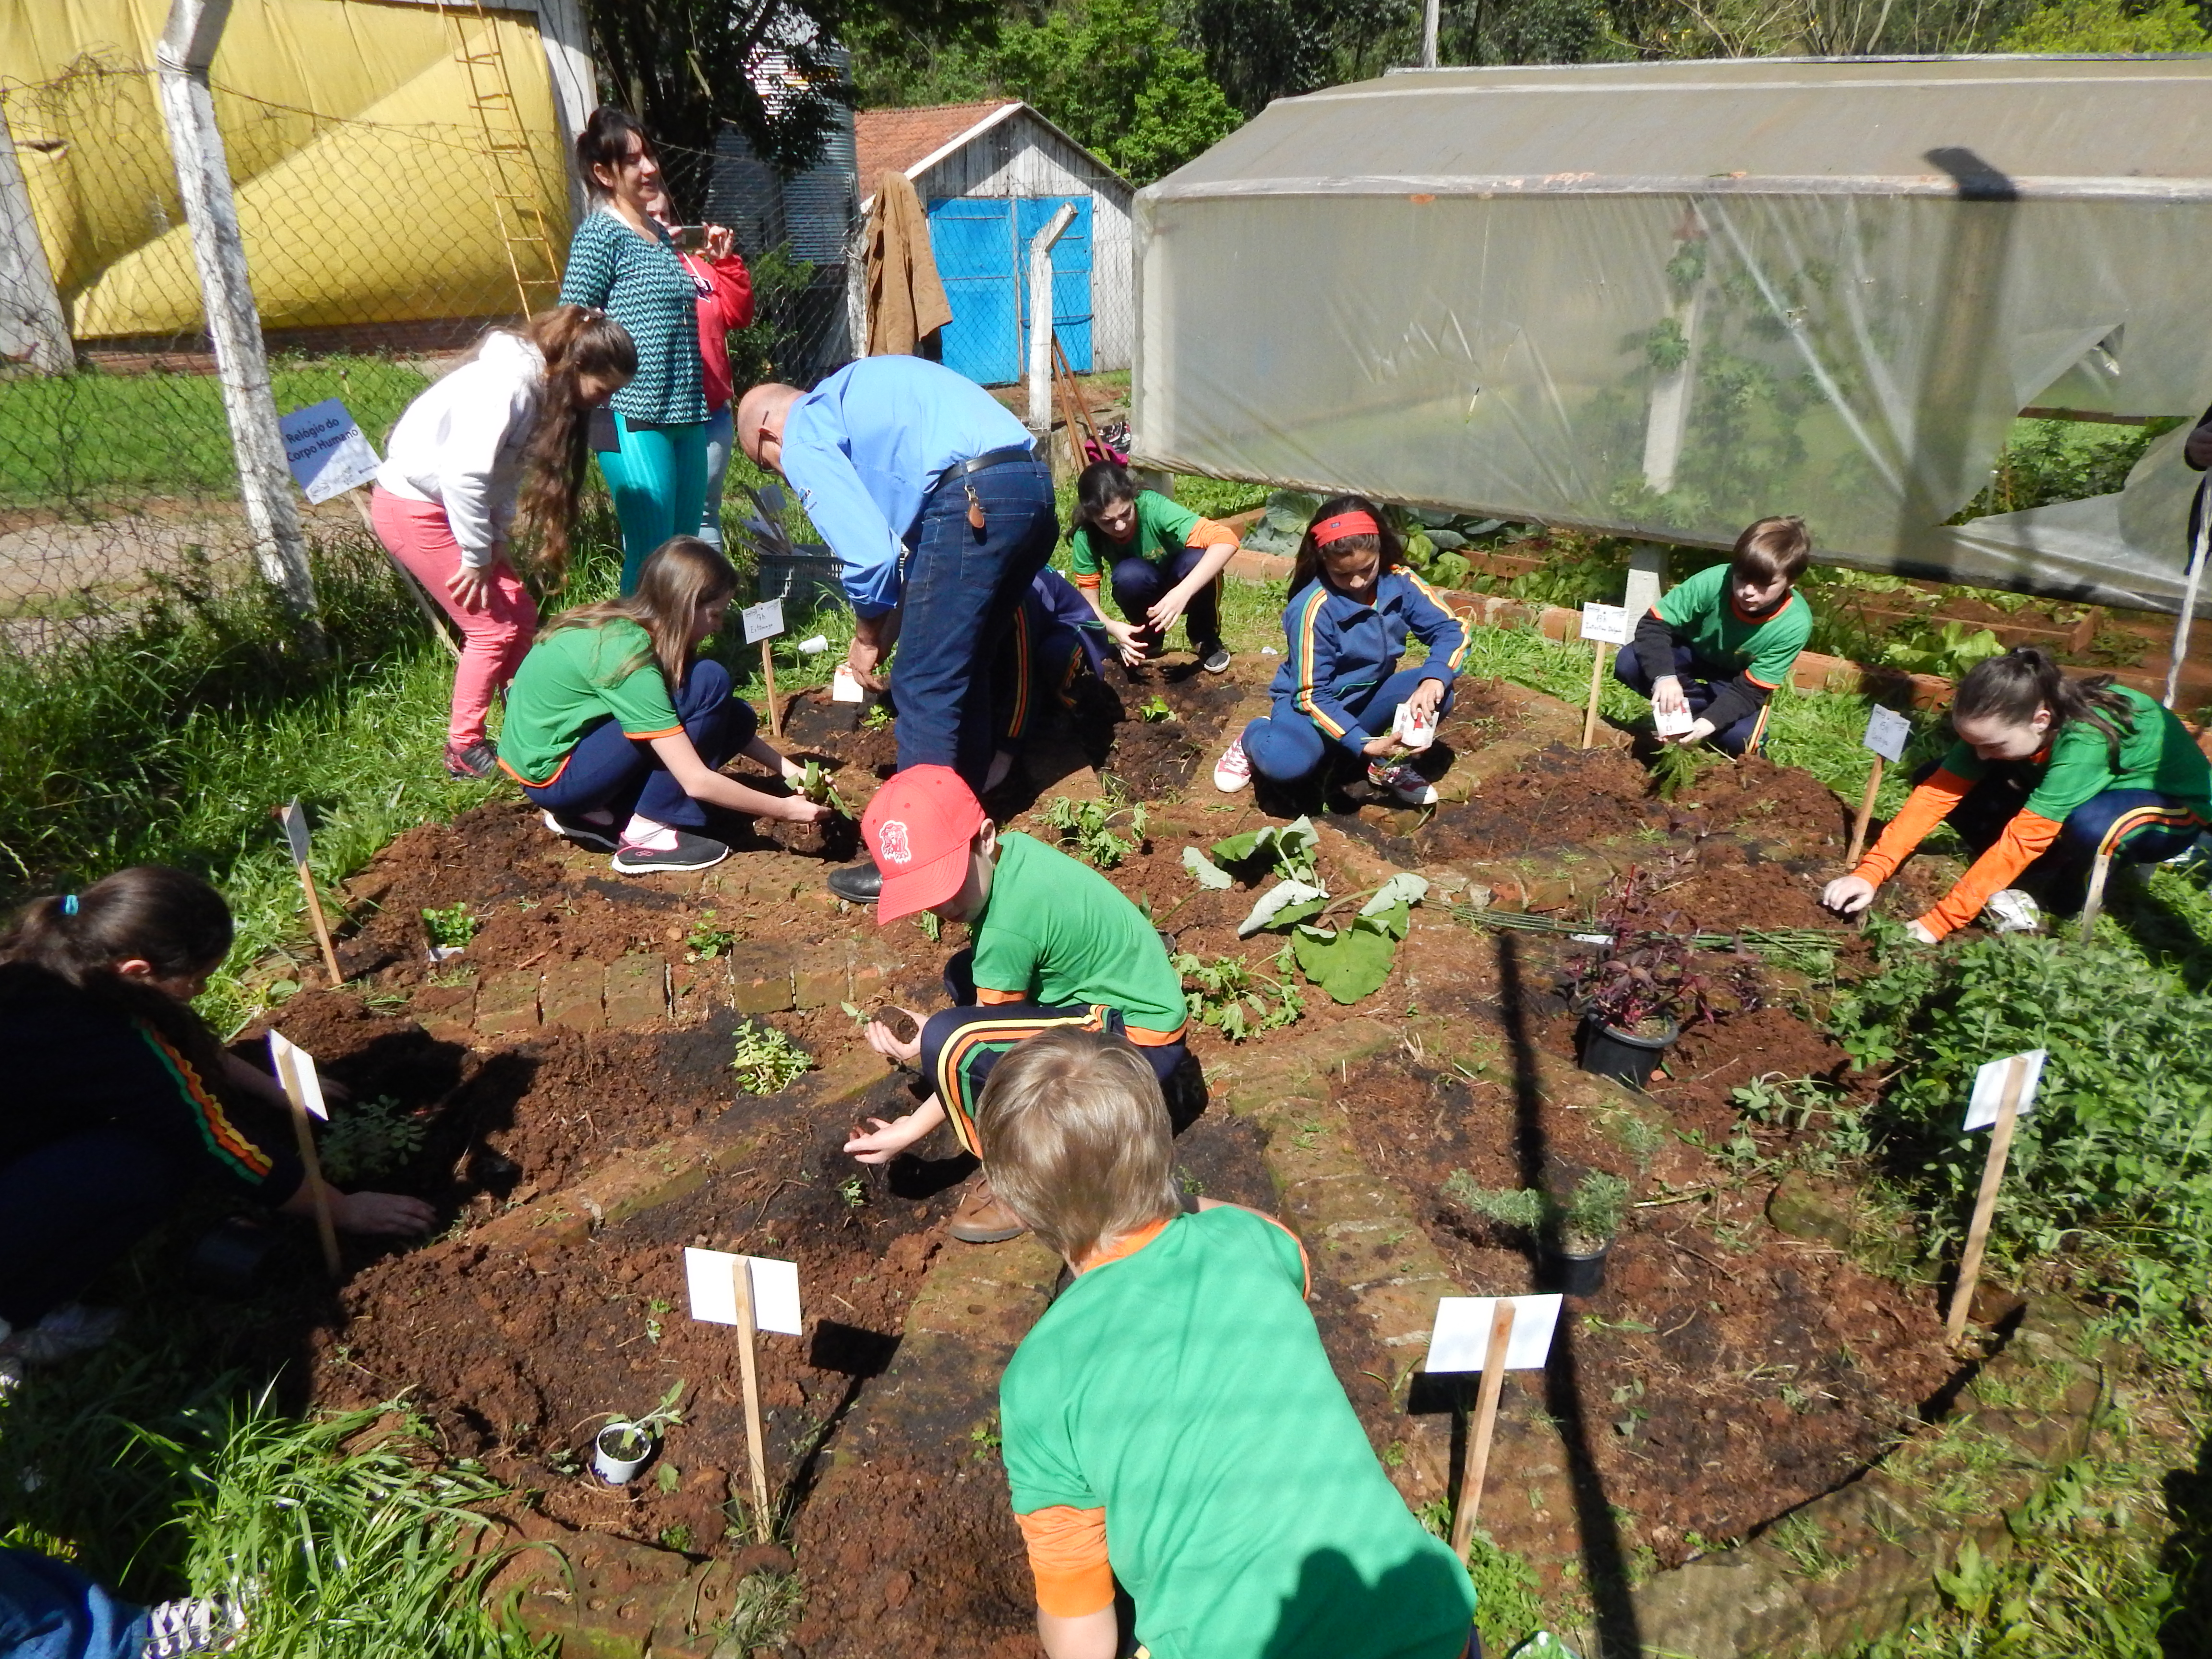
[856,101,1133,385]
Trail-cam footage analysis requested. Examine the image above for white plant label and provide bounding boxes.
[279,796,311,865]
[1425,1293,1563,1372]
[831,663,867,703]
[741,599,785,645]
[267,1029,330,1121]
[1963,1049,2046,1131]
[685,1247,803,1334]
[1653,705,1695,738]
[279,399,381,504]
[1863,705,1912,763]
[1391,702,1438,750]
[1579,602,1632,646]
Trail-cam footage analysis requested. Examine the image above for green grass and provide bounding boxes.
[0,356,433,508]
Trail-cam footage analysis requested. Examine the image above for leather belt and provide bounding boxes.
[940,440,1044,485]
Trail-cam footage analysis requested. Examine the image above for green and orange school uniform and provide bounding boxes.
[1852,683,2212,937]
[1001,1204,1478,1659]
[921,830,1187,1154]
[1618,562,1812,755]
[1069,490,1239,649]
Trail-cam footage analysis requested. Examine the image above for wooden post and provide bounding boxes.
[731,1257,772,1539]
[1449,1299,1516,1561]
[1581,637,1605,749]
[1944,1055,2028,1345]
[1846,754,1884,867]
[2078,849,2114,943]
[269,1038,342,1277]
[761,641,782,739]
[156,0,324,653]
[346,490,462,661]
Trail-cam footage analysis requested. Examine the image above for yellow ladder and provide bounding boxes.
[438,0,564,318]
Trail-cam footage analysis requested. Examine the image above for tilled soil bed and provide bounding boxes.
[216,649,1978,1649]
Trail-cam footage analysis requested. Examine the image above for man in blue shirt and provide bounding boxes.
[737,359,1057,902]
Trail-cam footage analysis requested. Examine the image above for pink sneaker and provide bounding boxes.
[1213,737,1252,793]
[1367,759,1438,806]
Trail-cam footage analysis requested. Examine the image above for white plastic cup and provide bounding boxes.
[591,1422,653,1485]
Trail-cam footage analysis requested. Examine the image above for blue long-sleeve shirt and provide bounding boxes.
[778,357,1035,616]
[1269,570,1469,754]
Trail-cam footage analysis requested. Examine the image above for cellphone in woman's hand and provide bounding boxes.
[671,224,709,252]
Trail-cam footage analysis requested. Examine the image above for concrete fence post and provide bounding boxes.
[1025,201,1077,440]
[156,0,324,652]
[0,105,73,375]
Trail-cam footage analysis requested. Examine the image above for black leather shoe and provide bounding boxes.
[827,860,883,903]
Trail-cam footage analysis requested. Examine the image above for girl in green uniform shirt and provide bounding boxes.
[1067,461,1241,673]
[1824,647,2212,939]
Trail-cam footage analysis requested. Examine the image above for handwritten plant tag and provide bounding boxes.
[1423,1293,1563,1372]
[1962,1049,2046,1131]
[1863,705,1911,763]
[684,1247,803,1334]
[741,599,785,646]
[267,1029,329,1121]
[1579,602,1632,646]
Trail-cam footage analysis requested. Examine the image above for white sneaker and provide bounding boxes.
[1212,737,1252,793]
[1982,889,2042,934]
[0,1302,124,1364]
[1367,759,1439,806]
[141,1594,247,1656]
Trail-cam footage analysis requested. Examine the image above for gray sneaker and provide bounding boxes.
[141,1594,247,1657]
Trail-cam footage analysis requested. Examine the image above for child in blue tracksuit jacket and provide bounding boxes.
[1212,495,1467,806]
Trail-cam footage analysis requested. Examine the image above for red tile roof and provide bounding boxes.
[854,101,1018,197]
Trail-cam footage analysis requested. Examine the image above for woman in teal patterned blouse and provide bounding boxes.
[560,108,721,593]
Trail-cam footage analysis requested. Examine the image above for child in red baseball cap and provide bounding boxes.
[848,765,1189,1243]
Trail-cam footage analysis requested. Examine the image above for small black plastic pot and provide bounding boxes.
[1550,1239,1610,1297]
[1577,1013,1680,1090]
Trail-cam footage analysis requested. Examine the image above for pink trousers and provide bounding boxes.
[371,486,537,747]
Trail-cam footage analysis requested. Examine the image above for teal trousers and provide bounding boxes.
[599,412,708,594]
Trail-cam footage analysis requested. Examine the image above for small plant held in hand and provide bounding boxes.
[1137,693,1174,723]
[421,902,478,950]
[1040,790,1150,870]
[685,909,737,961]
[317,1094,428,1185]
[796,759,851,816]
[731,1021,812,1095]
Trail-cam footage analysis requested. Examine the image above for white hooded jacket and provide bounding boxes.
[375,330,545,566]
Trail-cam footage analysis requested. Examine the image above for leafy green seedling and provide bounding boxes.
[1173,950,1303,1042]
[685,909,737,961]
[838,1175,866,1209]
[797,759,851,816]
[1137,693,1174,722]
[861,703,893,731]
[731,1020,813,1095]
[421,902,478,950]
[1040,791,1149,870]
[318,1095,428,1185]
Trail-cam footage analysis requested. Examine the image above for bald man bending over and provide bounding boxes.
[739,359,1056,902]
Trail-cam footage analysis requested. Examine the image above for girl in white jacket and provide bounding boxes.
[371,306,636,778]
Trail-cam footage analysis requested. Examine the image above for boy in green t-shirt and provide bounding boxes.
[1614,516,1814,756]
[844,765,1188,1243]
[1069,460,1241,673]
[982,1029,1480,1659]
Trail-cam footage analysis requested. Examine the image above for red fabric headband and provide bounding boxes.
[1312,511,1380,547]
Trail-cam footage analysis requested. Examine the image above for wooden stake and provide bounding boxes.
[270,1043,342,1277]
[761,642,782,739]
[731,1258,772,1539]
[2078,849,2114,943]
[1846,754,1884,867]
[1944,1055,2028,1345]
[1581,637,1605,749]
[278,803,345,988]
[1450,1299,1516,1561]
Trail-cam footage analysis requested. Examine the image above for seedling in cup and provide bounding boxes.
[591,1381,687,1485]
[1423,1293,1563,1561]
[797,759,851,817]
[685,1246,803,1539]
[1944,1049,2045,1345]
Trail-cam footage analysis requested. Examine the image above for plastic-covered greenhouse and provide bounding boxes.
[1131,55,2212,613]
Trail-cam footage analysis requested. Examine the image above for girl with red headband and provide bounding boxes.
[1213,496,1467,805]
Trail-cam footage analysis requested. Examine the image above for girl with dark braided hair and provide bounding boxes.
[1824,647,2212,940]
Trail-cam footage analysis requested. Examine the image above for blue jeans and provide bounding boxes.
[0,1551,149,1659]
[1109,544,1220,648]
[598,413,709,594]
[1612,643,1767,756]
[894,459,1059,788]
[0,1129,183,1326]
[697,405,734,550]
[519,659,755,832]
[1240,666,1454,784]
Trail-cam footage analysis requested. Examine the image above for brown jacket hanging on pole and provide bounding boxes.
[864,170,952,357]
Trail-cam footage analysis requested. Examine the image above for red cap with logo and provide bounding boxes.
[861,765,985,924]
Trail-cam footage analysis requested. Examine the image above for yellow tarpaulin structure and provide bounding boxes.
[1,0,571,339]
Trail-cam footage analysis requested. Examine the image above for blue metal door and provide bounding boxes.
[927,197,1019,385]
[1016,195,1094,373]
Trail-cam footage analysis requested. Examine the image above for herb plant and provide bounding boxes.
[1572,866,1759,1034]
[420,903,478,950]
[1443,1168,1632,1253]
[316,1094,428,1185]
[1173,949,1304,1041]
[1137,693,1174,722]
[730,1021,813,1095]
[685,909,736,961]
